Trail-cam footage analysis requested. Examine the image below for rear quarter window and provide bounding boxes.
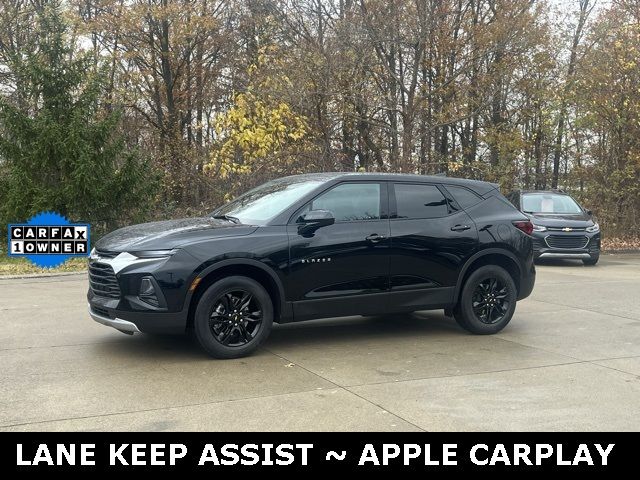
[445,185,483,209]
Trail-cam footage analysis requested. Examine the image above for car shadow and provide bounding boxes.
[92,331,205,361]
[91,311,464,361]
[266,311,463,349]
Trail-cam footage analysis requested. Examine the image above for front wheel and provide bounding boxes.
[194,276,273,358]
[454,265,517,335]
[583,253,599,266]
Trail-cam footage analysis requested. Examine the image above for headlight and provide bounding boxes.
[586,223,600,233]
[129,249,177,258]
[102,250,176,274]
[532,224,547,232]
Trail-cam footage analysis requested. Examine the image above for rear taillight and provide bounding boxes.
[513,220,533,236]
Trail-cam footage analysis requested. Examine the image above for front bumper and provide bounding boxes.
[532,231,600,259]
[538,252,591,259]
[88,289,189,334]
[87,249,197,334]
[88,303,140,334]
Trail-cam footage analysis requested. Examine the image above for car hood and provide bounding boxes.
[526,212,594,228]
[95,218,258,252]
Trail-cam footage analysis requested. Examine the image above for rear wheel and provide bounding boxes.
[583,253,599,266]
[454,265,517,334]
[194,276,273,358]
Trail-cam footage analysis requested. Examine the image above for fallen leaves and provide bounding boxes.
[601,236,640,251]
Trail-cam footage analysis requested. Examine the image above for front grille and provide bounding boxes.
[546,226,586,232]
[545,235,589,250]
[89,262,121,298]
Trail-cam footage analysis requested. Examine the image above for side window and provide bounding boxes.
[308,183,381,222]
[446,185,483,209]
[394,184,448,219]
[504,192,519,209]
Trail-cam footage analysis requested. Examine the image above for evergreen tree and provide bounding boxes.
[0,1,156,236]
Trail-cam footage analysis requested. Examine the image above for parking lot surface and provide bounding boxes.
[1,254,639,431]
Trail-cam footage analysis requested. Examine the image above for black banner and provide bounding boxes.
[2,432,637,474]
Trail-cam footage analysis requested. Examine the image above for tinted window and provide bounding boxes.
[395,184,448,219]
[310,183,381,221]
[447,185,482,209]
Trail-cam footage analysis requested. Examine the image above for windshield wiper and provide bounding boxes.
[211,214,240,224]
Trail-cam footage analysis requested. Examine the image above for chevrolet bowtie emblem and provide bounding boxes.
[562,227,573,232]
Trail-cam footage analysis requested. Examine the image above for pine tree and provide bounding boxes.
[0,1,156,236]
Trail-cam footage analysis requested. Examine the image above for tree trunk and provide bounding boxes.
[552,0,591,188]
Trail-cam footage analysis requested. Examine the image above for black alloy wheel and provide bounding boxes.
[471,277,510,324]
[194,276,273,358]
[453,265,517,334]
[209,289,264,347]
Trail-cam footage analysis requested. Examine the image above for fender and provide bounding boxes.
[181,257,290,320]
[453,247,522,302]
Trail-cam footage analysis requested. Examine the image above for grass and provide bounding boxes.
[0,255,87,276]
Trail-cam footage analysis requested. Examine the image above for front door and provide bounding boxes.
[287,182,390,320]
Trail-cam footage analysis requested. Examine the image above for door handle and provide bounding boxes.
[365,233,386,243]
[451,224,471,232]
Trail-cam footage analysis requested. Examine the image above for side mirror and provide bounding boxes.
[586,209,593,216]
[298,209,335,235]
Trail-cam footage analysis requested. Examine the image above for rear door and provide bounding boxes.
[389,182,478,305]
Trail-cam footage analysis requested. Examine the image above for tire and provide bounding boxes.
[582,254,599,266]
[453,265,517,335]
[194,276,273,358]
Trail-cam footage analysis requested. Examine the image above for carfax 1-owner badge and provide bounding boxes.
[8,211,90,268]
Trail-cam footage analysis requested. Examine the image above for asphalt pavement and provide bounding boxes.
[1,254,639,431]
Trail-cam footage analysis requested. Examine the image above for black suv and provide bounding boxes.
[506,190,601,265]
[88,173,536,358]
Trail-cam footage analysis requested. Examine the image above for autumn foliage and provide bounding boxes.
[0,0,639,241]
[206,47,312,197]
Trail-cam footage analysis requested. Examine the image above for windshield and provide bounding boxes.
[522,193,583,214]
[212,177,325,225]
